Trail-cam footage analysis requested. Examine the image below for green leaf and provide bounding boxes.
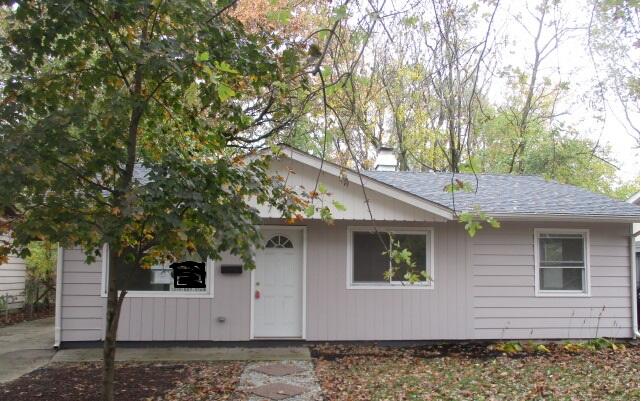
[488,217,501,228]
[332,200,346,211]
[304,204,315,218]
[333,5,348,20]
[270,144,282,156]
[319,206,333,222]
[535,344,550,353]
[215,61,239,74]
[196,51,210,62]
[217,83,236,101]
[466,222,478,237]
[321,66,332,80]
[184,82,199,107]
[318,182,328,194]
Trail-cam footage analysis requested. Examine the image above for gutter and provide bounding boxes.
[489,213,638,223]
[630,225,640,338]
[54,246,63,348]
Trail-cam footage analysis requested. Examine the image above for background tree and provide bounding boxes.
[283,0,637,199]
[587,0,639,145]
[24,241,57,313]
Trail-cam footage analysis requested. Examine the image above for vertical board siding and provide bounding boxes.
[60,220,634,342]
[60,247,251,342]
[306,220,472,340]
[471,222,633,339]
[0,255,26,309]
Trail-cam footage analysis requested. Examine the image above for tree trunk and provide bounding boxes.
[102,247,127,401]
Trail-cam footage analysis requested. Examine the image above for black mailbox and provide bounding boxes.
[220,264,243,274]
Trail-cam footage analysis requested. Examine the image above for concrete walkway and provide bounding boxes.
[0,317,55,383]
[53,346,311,363]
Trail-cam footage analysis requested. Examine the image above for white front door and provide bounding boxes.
[253,229,304,338]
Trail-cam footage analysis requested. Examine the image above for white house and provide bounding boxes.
[54,147,640,345]
[0,254,26,310]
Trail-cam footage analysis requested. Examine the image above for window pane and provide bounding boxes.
[115,252,207,293]
[540,268,584,291]
[391,233,427,281]
[353,232,390,283]
[540,236,584,267]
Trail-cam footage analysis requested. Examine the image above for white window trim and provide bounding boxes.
[100,244,215,299]
[346,226,435,290]
[534,228,591,297]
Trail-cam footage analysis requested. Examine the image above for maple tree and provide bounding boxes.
[0,1,314,400]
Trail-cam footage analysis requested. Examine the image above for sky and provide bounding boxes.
[492,0,639,181]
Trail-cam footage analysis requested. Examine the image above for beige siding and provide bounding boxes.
[0,255,26,309]
[255,159,446,222]
[471,222,633,339]
[59,220,634,342]
[60,248,251,342]
[306,220,473,340]
[60,248,105,341]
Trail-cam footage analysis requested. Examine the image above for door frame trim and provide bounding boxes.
[250,225,307,340]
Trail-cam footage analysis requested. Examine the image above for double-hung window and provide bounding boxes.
[348,227,434,288]
[535,229,590,296]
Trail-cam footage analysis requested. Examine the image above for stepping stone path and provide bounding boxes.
[237,360,323,401]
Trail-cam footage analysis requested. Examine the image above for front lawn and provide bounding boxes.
[312,342,640,401]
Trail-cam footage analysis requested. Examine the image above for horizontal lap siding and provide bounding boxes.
[0,255,26,309]
[471,222,633,339]
[306,221,472,340]
[60,248,250,342]
[60,249,105,341]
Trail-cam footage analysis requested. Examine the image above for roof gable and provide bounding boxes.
[257,154,452,222]
[272,146,638,222]
[273,147,454,220]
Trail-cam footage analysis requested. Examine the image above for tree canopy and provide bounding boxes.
[0,2,316,399]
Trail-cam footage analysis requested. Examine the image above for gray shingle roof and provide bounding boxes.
[364,171,639,219]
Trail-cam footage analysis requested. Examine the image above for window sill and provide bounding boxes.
[535,290,590,298]
[100,291,214,299]
[347,284,434,290]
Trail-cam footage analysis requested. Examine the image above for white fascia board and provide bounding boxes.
[489,213,639,223]
[280,147,454,221]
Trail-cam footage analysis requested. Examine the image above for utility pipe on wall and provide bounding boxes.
[54,246,63,348]
[630,224,639,338]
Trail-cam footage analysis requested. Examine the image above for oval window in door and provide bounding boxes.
[265,235,293,249]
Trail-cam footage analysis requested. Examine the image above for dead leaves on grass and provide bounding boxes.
[312,343,640,401]
[160,362,246,401]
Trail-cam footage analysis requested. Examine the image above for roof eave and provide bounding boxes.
[488,213,639,223]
